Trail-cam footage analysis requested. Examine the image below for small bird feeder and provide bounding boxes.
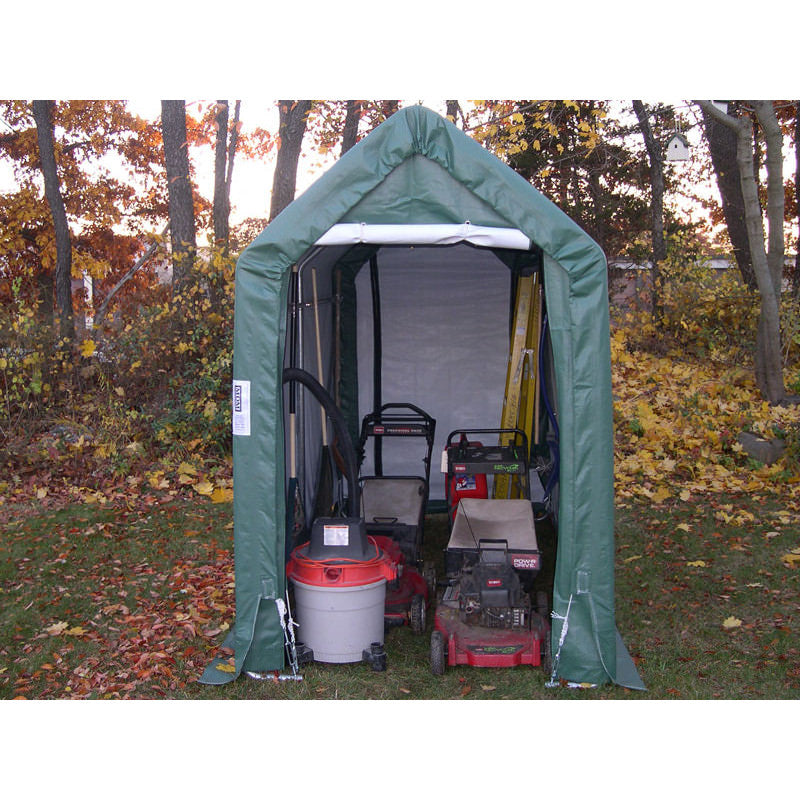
[665,131,690,162]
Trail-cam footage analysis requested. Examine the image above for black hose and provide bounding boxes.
[282,367,360,517]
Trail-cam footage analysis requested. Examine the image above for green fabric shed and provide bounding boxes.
[202,105,643,690]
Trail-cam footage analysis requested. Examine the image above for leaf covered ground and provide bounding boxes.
[1,325,799,701]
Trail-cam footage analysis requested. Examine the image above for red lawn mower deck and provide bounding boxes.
[431,429,551,675]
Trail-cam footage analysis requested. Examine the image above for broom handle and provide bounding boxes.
[311,268,328,445]
[289,412,297,478]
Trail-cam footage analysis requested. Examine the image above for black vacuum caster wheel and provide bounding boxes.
[410,593,426,634]
[430,630,446,675]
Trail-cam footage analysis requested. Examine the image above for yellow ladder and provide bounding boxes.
[494,272,542,498]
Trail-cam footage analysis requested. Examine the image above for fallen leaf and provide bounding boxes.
[676,523,691,532]
[211,486,233,503]
[781,550,800,568]
[193,480,214,496]
[215,663,236,673]
[398,687,411,694]
[687,560,706,568]
[480,685,496,692]
[44,621,68,636]
[65,626,88,636]
[623,555,642,563]
[36,487,48,499]
[651,487,671,504]
[722,617,742,630]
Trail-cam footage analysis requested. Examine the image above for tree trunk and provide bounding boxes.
[633,100,666,326]
[213,100,230,249]
[701,106,757,289]
[446,100,461,126]
[587,166,607,253]
[270,100,312,221]
[211,99,240,253]
[755,101,785,291]
[698,100,785,403]
[226,101,240,205]
[160,100,196,289]
[341,101,361,156]
[32,100,74,345]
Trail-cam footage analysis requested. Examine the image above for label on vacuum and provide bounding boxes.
[231,380,251,436]
[323,524,350,546]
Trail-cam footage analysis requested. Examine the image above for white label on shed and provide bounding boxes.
[232,380,251,436]
[323,524,349,546]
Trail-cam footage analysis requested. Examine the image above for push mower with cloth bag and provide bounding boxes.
[357,403,437,633]
[430,428,551,674]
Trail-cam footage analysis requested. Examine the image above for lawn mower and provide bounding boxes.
[430,428,551,674]
[357,403,437,633]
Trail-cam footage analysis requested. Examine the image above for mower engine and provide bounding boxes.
[456,542,531,629]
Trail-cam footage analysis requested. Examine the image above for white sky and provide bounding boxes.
[3,2,797,239]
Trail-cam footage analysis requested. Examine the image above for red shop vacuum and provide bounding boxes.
[431,428,551,675]
[286,520,396,670]
[283,367,396,671]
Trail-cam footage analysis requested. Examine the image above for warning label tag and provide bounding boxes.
[232,380,251,436]
[323,524,350,546]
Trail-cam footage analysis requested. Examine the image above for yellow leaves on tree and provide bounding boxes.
[468,100,605,162]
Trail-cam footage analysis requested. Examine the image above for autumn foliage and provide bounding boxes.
[1,100,800,701]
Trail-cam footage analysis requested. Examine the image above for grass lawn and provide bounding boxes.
[2,490,798,702]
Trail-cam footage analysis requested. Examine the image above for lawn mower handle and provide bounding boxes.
[446,428,529,452]
[375,402,435,423]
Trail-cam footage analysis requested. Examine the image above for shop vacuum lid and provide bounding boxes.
[307,516,371,562]
[288,517,396,588]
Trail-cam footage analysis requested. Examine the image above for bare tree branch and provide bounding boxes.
[93,224,169,328]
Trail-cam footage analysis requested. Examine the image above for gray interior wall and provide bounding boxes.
[355,243,511,499]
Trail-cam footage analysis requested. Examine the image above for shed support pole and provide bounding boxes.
[369,253,383,475]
